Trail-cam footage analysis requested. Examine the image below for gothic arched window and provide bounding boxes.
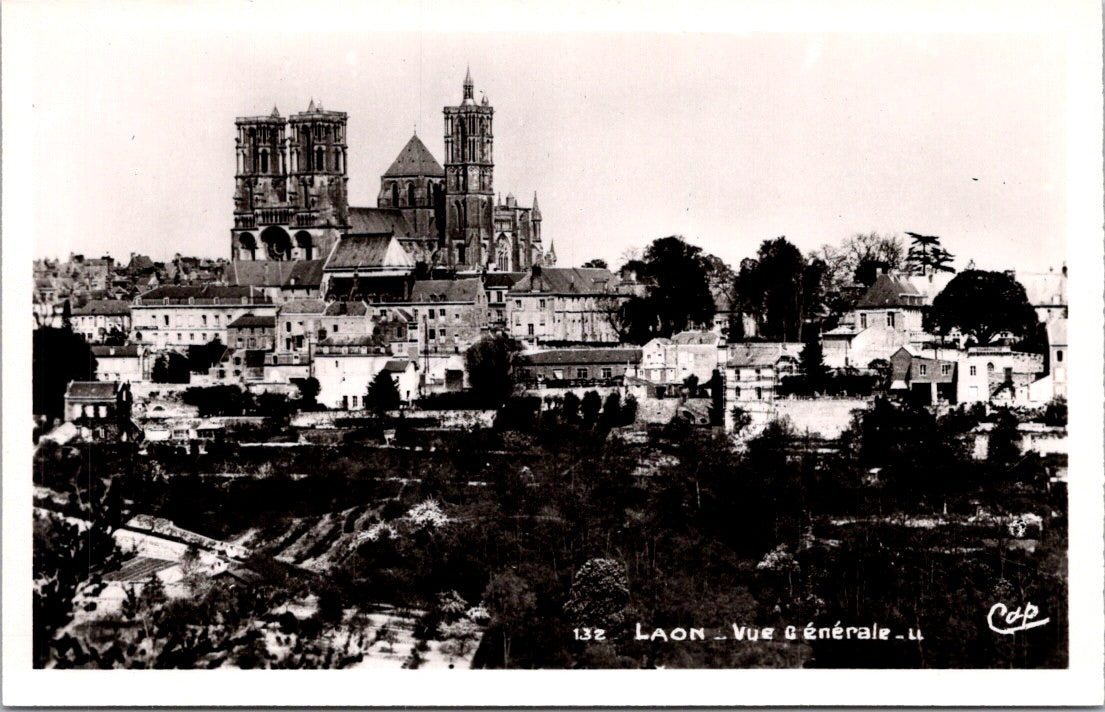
[391,183,400,207]
[260,150,269,174]
[315,147,325,171]
[407,182,416,207]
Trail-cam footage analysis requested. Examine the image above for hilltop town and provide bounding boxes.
[32,72,1068,670]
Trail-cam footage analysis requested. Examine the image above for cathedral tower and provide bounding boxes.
[233,108,288,259]
[443,68,495,269]
[378,133,445,244]
[231,101,349,262]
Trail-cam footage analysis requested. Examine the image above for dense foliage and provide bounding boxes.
[33,396,1066,670]
[33,327,98,419]
[926,270,1039,345]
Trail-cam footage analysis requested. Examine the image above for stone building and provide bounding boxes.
[506,267,629,345]
[71,299,132,344]
[131,285,276,350]
[231,70,548,275]
[232,102,349,262]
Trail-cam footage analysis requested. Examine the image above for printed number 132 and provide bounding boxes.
[574,628,606,641]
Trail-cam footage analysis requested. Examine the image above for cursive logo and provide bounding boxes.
[987,602,1050,635]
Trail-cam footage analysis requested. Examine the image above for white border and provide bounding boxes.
[4,0,1102,706]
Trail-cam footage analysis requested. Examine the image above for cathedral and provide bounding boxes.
[230,69,550,273]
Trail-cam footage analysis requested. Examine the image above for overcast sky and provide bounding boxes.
[17,2,1074,273]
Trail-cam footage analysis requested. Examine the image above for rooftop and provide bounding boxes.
[228,313,276,329]
[346,208,414,238]
[324,233,415,271]
[66,381,117,400]
[516,347,642,366]
[411,278,481,303]
[72,299,131,316]
[136,285,273,305]
[383,134,444,177]
[510,267,618,295]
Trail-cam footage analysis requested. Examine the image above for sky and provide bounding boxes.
[15,1,1075,274]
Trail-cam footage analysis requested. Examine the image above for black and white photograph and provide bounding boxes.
[3,0,1103,706]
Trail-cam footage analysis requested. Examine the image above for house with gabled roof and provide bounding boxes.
[822,270,937,369]
[505,266,629,345]
[71,299,132,343]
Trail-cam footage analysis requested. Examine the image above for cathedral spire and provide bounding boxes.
[463,65,474,102]
[531,191,541,220]
[546,238,557,266]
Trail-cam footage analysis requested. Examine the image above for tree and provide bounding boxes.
[730,405,753,436]
[294,377,321,409]
[182,385,250,417]
[925,270,1038,345]
[465,334,522,407]
[799,334,828,389]
[605,295,660,345]
[33,327,97,419]
[735,237,823,342]
[61,299,73,332]
[581,390,602,428]
[581,258,608,269]
[987,409,1022,465]
[562,391,581,423]
[819,233,905,291]
[904,232,956,276]
[187,338,226,374]
[599,392,622,430]
[620,395,637,425]
[563,558,630,631]
[641,235,715,336]
[151,352,190,384]
[483,571,537,668]
[103,326,128,346]
[365,369,401,415]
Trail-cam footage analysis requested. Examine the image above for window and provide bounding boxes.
[248,337,256,348]
[333,324,339,333]
[577,368,589,379]
[1056,350,1064,362]
[429,329,436,340]
[286,322,292,332]
[237,337,244,347]
[859,314,867,329]
[941,364,951,376]
[176,333,182,341]
[428,310,435,320]
[735,386,742,399]
[351,395,359,409]
[539,299,546,309]
[163,315,170,326]
[515,300,522,308]
[919,364,927,376]
[202,315,208,326]
[755,387,762,400]
[601,367,613,379]
[190,333,195,341]
[969,365,977,376]
[987,362,995,372]
[527,324,534,336]
[886,312,896,328]
[454,313,460,321]
[439,308,445,317]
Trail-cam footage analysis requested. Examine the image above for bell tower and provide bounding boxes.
[232,107,288,260]
[443,67,495,270]
[231,101,349,262]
